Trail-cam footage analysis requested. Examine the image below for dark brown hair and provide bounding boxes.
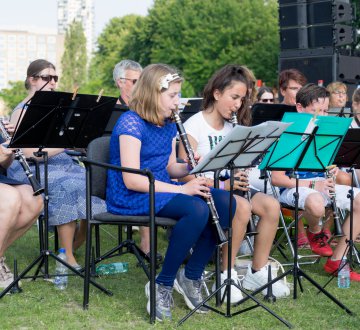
[296,83,330,107]
[279,68,307,91]
[25,59,56,90]
[202,64,251,125]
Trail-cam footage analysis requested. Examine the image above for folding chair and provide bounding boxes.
[82,136,177,323]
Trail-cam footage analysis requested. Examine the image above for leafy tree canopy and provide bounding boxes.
[60,20,88,92]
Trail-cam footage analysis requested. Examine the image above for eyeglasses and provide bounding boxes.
[332,91,346,95]
[287,86,301,91]
[121,77,138,85]
[260,98,274,103]
[33,75,59,83]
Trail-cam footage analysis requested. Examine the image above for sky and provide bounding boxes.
[0,0,154,35]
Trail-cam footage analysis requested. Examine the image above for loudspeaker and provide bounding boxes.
[280,24,354,49]
[279,53,360,95]
[280,0,354,27]
[279,0,355,50]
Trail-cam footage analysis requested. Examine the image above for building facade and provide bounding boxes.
[57,0,95,61]
[0,28,64,90]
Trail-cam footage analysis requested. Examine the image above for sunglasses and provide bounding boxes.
[260,98,274,103]
[121,77,138,84]
[33,75,59,83]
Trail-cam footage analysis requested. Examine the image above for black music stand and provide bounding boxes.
[179,121,292,328]
[0,91,117,298]
[259,112,353,315]
[251,103,296,125]
[321,128,360,288]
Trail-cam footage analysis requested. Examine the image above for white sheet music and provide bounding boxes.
[190,121,291,174]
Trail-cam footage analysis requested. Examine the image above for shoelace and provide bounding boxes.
[191,280,203,300]
[313,232,327,247]
[158,287,174,308]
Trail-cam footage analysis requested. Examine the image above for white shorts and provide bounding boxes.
[279,184,360,211]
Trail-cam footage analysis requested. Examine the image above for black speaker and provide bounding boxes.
[279,0,355,50]
[280,24,354,49]
[279,53,360,87]
[280,1,354,27]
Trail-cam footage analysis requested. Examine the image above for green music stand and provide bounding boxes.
[259,112,353,315]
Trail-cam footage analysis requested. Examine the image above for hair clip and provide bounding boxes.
[159,73,180,90]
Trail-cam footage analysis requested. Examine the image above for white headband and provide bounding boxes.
[159,73,180,90]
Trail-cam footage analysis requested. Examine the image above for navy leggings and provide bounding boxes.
[155,188,236,287]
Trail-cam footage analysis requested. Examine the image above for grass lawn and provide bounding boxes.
[1,224,360,330]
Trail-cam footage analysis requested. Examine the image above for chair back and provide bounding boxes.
[86,136,111,200]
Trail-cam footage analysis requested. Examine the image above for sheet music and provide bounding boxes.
[190,121,291,174]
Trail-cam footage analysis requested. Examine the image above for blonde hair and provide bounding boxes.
[129,63,182,126]
[326,81,348,107]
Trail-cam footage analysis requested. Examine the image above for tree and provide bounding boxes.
[60,20,88,92]
[87,15,145,96]
[0,81,27,116]
[120,0,279,95]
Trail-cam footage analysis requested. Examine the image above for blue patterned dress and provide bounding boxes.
[7,103,106,226]
[106,110,180,215]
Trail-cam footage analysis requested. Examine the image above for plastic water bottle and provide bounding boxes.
[54,248,68,290]
[337,257,350,289]
[96,262,129,275]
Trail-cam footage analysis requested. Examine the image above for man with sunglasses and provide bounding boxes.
[113,59,142,106]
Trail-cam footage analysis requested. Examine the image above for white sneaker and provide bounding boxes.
[212,269,243,304]
[242,264,290,298]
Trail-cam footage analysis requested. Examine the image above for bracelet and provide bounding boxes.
[219,181,225,190]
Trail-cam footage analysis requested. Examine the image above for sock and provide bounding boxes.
[308,229,322,234]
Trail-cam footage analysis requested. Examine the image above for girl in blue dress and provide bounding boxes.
[106,63,244,321]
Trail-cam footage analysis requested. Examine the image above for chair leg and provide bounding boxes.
[95,225,100,258]
[83,222,93,309]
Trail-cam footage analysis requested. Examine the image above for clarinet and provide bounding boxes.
[172,109,228,244]
[231,112,258,235]
[325,165,344,237]
[0,119,43,196]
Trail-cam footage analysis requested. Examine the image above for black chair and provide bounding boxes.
[82,136,176,323]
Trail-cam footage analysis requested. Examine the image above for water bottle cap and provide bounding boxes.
[59,248,66,253]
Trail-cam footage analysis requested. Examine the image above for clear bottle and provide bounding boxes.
[54,248,68,290]
[96,262,129,275]
[337,257,350,289]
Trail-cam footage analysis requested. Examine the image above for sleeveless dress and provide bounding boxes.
[6,103,106,226]
[106,110,181,215]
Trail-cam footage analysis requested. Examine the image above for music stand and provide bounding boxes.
[0,91,117,298]
[258,112,353,315]
[179,121,293,328]
[251,103,296,125]
[321,128,360,288]
[179,97,202,123]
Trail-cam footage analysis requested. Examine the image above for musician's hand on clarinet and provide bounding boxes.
[314,178,335,196]
[181,177,210,197]
[227,170,249,191]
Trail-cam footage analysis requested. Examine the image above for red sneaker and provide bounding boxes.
[297,232,309,248]
[324,258,360,282]
[306,230,333,257]
[323,229,332,241]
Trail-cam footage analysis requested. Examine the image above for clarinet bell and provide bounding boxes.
[333,216,345,238]
[10,259,22,294]
[264,264,276,303]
